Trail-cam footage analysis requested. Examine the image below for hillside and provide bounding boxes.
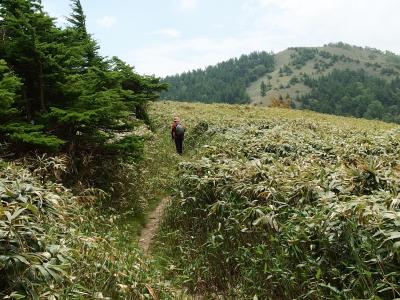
[4,1,400,299]
[3,96,400,298]
[153,100,400,299]
[249,43,400,106]
[161,51,275,104]
[161,43,400,123]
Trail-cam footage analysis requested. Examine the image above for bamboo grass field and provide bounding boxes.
[153,101,400,299]
[2,0,400,299]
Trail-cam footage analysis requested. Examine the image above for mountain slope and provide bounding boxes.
[161,51,274,104]
[161,42,400,123]
[300,69,400,123]
[249,43,400,106]
[154,100,400,299]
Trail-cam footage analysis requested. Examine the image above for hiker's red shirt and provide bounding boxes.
[171,121,184,139]
[171,121,178,139]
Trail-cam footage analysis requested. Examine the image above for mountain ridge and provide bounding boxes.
[248,42,400,106]
[161,42,400,123]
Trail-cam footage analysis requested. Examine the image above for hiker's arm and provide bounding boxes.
[171,124,175,139]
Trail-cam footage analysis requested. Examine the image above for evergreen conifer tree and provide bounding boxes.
[0,0,167,155]
[0,0,65,150]
[0,60,21,122]
[260,80,267,97]
[66,0,103,69]
[66,0,87,32]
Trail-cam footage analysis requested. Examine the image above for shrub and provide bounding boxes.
[0,161,73,298]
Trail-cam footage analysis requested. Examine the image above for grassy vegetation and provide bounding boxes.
[154,101,400,299]
[0,160,178,299]
[0,120,182,299]
[3,99,399,299]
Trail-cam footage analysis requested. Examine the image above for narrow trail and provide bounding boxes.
[136,117,207,298]
[138,198,205,299]
[138,197,170,254]
[138,197,207,300]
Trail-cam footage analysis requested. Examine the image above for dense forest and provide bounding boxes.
[161,51,275,104]
[301,69,400,123]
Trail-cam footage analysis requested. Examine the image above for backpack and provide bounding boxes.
[175,123,185,137]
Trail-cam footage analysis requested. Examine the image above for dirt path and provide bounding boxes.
[139,198,207,299]
[137,199,208,298]
[138,197,170,254]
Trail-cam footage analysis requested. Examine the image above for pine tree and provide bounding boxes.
[0,0,167,156]
[0,0,65,150]
[66,0,103,69]
[260,80,267,97]
[66,0,87,33]
[0,60,21,120]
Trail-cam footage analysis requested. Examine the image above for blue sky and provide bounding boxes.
[41,0,400,77]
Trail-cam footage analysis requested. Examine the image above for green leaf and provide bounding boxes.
[318,283,340,294]
[13,255,30,265]
[384,231,400,242]
[35,265,51,281]
[8,292,26,299]
[11,207,26,220]
[316,268,322,280]
[22,203,39,215]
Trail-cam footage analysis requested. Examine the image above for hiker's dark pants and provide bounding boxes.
[175,137,183,155]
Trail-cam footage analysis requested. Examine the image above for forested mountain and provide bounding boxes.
[162,43,400,123]
[301,69,400,123]
[161,51,275,104]
[248,43,400,107]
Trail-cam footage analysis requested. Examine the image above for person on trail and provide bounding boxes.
[171,116,185,155]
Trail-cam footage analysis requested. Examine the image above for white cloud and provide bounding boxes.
[127,0,400,76]
[175,0,198,12]
[96,16,117,29]
[128,33,289,77]
[239,0,343,49]
[240,0,400,52]
[151,28,181,38]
